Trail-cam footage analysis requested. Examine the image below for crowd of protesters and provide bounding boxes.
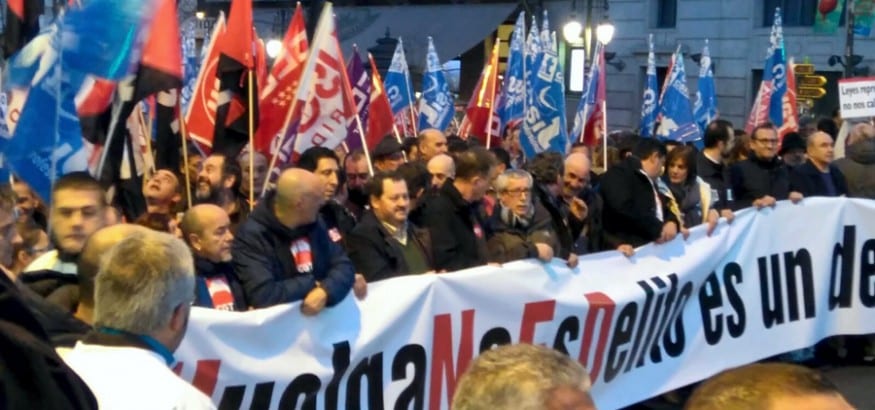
[1,115,874,409]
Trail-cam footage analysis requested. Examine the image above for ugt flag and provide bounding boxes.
[384,38,413,115]
[498,12,526,133]
[520,35,568,157]
[417,37,454,132]
[745,8,785,134]
[693,39,718,133]
[640,34,659,138]
[656,48,700,142]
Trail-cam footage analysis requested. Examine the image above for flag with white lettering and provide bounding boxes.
[640,34,659,138]
[520,32,568,157]
[383,38,413,115]
[345,46,370,151]
[497,12,526,136]
[656,48,700,142]
[417,37,454,132]
[693,39,718,133]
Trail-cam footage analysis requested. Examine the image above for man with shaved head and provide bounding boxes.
[417,128,448,163]
[789,131,848,197]
[181,204,245,311]
[427,153,455,189]
[232,168,355,312]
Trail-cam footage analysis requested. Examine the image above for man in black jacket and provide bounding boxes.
[730,123,803,210]
[600,138,680,248]
[347,172,434,282]
[422,147,497,272]
[790,131,848,197]
[697,119,736,217]
[526,152,583,265]
[297,147,357,246]
[181,204,247,311]
[232,168,355,312]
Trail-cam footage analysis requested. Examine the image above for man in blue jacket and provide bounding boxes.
[232,168,355,313]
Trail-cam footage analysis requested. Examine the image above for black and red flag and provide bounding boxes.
[212,0,257,158]
[3,0,44,58]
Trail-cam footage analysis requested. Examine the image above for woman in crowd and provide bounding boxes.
[661,146,720,234]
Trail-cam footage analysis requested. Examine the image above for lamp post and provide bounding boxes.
[563,0,614,60]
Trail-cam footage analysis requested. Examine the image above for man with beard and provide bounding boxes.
[343,150,371,220]
[25,173,107,275]
[730,123,803,210]
[237,149,268,205]
[347,172,434,281]
[486,170,558,264]
[525,153,583,266]
[297,147,357,246]
[142,169,181,217]
[181,204,246,311]
[697,120,736,219]
[196,153,248,233]
[232,168,355,310]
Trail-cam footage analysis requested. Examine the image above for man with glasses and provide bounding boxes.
[486,170,558,264]
[730,123,803,210]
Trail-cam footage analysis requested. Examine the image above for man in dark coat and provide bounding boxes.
[487,170,558,264]
[835,123,875,199]
[421,147,497,272]
[790,131,849,198]
[296,147,358,246]
[347,172,434,282]
[181,204,247,311]
[526,152,583,264]
[730,123,802,210]
[232,168,355,312]
[600,138,680,248]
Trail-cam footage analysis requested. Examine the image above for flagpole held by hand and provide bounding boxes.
[248,69,255,210]
[177,97,193,210]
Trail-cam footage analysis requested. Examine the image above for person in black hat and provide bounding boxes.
[779,131,807,168]
[372,135,405,172]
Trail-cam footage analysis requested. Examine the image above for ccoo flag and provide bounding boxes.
[383,38,414,115]
[418,37,454,132]
[693,39,718,133]
[520,32,568,157]
[640,34,659,138]
[497,12,526,134]
[656,47,700,142]
[366,53,396,149]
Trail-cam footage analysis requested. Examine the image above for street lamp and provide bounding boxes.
[563,18,583,44]
[596,20,615,45]
[266,39,283,59]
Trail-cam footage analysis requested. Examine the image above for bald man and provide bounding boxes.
[789,131,848,198]
[181,204,246,311]
[417,129,448,163]
[427,154,455,189]
[232,168,355,312]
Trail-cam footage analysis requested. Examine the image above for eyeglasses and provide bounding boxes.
[502,188,531,197]
[754,138,779,146]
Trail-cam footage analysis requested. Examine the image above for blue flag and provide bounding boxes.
[498,12,526,132]
[640,34,659,138]
[524,15,541,124]
[693,39,718,132]
[4,0,155,202]
[180,20,200,112]
[765,8,786,127]
[384,38,414,115]
[418,37,454,131]
[520,35,568,158]
[656,48,700,142]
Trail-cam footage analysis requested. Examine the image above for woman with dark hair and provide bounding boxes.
[661,146,721,233]
[134,212,182,238]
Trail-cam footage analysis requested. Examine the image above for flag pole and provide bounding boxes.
[486,38,500,150]
[601,99,608,171]
[176,97,193,210]
[578,105,589,144]
[137,103,155,177]
[247,69,256,209]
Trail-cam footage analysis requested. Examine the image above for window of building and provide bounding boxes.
[656,0,677,28]
[763,0,847,27]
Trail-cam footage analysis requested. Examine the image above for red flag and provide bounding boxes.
[132,0,183,100]
[213,0,256,157]
[463,40,501,147]
[185,14,227,151]
[4,0,43,58]
[254,36,269,96]
[287,3,356,157]
[255,3,308,155]
[778,58,799,142]
[366,53,396,149]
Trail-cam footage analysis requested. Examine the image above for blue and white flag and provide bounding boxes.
[417,37,454,131]
[693,39,718,132]
[656,48,700,142]
[640,34,659,138]
[520,34,567,158]
[497,12,526,131]
[4,0,156,201]
[180,19,200,112]
[765,8,786,127]
[384,38,414,115]
[540,10,553,52]
[524,15,541,119]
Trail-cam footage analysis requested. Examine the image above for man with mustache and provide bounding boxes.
[296,147,357,246]
[195,153,248,233]
[347,172,434,282]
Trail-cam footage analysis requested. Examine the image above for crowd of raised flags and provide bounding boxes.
[0,0,804,207]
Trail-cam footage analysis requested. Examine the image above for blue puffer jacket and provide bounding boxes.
[231,191,355,308]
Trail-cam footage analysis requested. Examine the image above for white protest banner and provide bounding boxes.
[176,198,875,410]
[838,76,875,118]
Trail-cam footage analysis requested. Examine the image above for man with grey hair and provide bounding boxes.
[835,122,875,198]
[453,343,596,410]
[61,230,214,409]
[427,153,455,189]
[487,170,558,264]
